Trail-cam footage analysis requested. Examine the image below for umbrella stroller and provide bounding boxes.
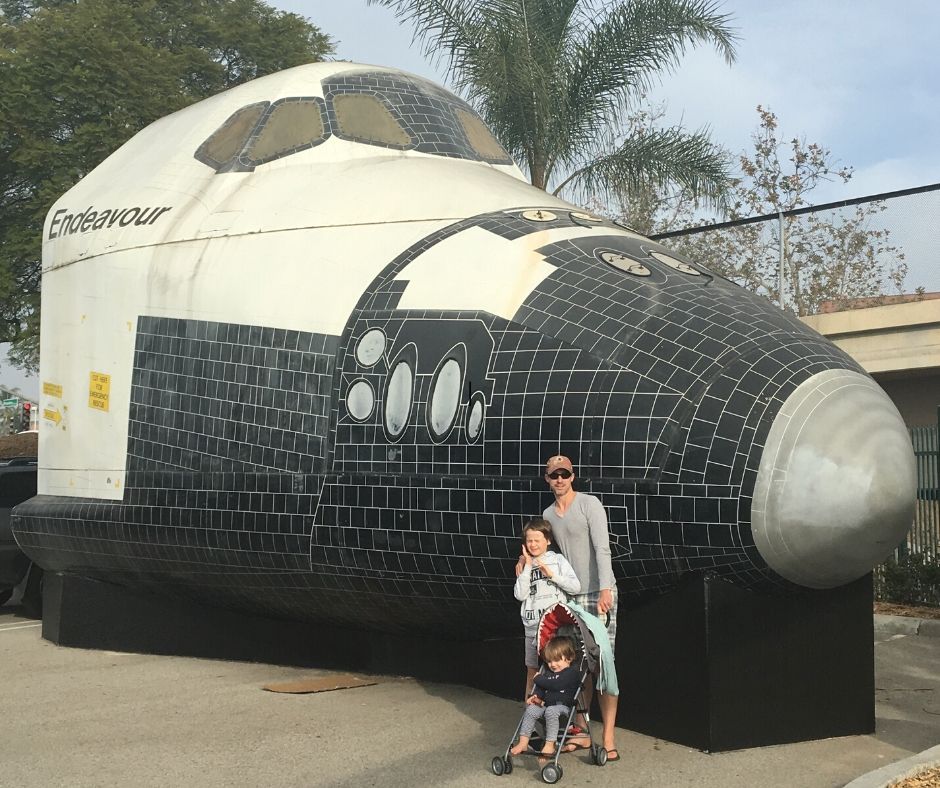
[491,602,610,784]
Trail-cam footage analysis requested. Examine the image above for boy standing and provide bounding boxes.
[514,519,581,696]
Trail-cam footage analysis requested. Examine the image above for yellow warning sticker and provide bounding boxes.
[43,407,62,424]
[88,372,110,412]
[43,381,63,398]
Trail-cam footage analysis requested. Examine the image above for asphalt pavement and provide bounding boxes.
[2,602,939,788]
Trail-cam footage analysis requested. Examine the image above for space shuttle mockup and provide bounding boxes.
[12,62,915,637]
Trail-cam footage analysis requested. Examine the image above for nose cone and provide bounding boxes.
[751,369,916,589]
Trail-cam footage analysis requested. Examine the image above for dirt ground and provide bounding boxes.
[889,765,940,787]
[874,601,940,620]
[0,432,37,460]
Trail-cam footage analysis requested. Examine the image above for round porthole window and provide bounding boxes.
[384,359,414,439]
[466,394,485,442]
[570,211,603,224]
[428,357,462,440]
[521,209,556,222]
[355,328,386,366]
[650,251,701,276]
[599,250,651,277]
[346,380,375,421]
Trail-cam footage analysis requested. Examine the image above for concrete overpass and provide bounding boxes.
[801,298,940,428]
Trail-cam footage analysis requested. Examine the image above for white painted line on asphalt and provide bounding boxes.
[0,621,42,632]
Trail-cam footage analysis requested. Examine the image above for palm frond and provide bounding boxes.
[553,124,732,210]
[370,0,737,198]
[557,0,737,159]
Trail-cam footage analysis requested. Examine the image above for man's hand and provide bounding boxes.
[597,588,614,616]
[525,694,543,706]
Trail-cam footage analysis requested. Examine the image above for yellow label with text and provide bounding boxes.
[88,372,110,412]
[43,381,63,398]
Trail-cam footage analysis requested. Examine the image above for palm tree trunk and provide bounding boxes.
[529,153,547,191]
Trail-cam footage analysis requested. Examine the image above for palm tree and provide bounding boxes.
[367,0,737,207]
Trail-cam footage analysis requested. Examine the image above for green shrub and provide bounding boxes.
[880,553,940,606]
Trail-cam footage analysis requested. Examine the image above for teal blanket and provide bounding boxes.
[565,600,619,696]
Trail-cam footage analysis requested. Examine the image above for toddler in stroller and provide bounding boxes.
[492,602,611,784]
[510,635,580,758]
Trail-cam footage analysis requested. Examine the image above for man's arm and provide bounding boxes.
[585,496,616,613]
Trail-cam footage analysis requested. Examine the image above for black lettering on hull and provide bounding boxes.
[47,204,173,240]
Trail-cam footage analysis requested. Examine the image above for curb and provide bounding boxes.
[874,614,940,638]
[844,743,940,788]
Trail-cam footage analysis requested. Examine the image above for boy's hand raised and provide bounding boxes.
[533,556,553,578]
[515,547,531,577]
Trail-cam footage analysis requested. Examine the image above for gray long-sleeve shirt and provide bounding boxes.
[543,492,616,593]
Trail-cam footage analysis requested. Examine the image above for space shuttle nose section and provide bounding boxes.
[751,369,916,589]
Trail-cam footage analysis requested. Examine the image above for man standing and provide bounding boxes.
[540,454,619,761]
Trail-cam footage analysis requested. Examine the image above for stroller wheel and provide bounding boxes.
[541,763,563,784]
[504,756,513,775]
[491,756,505,776]
[594,746,608,766]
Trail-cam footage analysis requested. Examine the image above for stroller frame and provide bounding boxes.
[491,603,609,784]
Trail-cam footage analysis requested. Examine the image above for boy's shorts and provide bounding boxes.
[524,635,539,668]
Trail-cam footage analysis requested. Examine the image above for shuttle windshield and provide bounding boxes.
[195,70,512,173]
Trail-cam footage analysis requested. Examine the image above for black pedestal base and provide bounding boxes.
[41,572,523,699]
[615,572,874,751]
[43,570,874,752]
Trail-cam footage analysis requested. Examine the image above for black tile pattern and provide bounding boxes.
[128,317,338,474]
[13,207,869,637]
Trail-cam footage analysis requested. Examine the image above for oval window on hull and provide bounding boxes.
[355,328,387,367]
[384,359,414,439]
[347,380,375,421]
[466,394,485,442]
[428,357,462,440]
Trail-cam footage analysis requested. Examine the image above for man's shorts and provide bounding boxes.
[572,588,618,652]
[524,634,539,668]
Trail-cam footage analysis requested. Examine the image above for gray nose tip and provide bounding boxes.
[751,369,916,589]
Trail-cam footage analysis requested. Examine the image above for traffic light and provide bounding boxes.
[21,402,31,431]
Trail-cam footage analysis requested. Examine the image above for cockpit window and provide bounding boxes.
[193,70,515,172]
[332,93,412,148]
[324,71,513,164]
[455,108,511,163]
[195,102,268,170]
[245,98,328,165]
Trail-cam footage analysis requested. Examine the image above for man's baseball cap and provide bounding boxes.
[545,455,574,474]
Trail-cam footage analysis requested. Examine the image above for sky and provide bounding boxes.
[276,0,940,276]
[5,0,939,396]
[278,0,940,200]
